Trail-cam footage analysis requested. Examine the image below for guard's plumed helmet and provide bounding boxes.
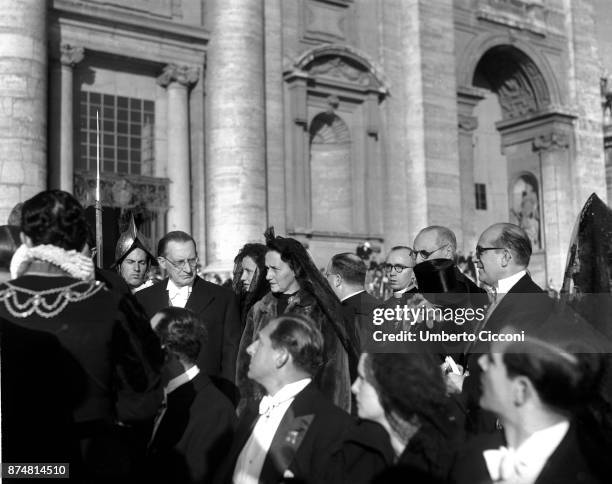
[113,215,156,268]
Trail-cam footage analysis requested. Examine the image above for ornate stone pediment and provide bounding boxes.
[308,56,371,86]
[287,44,390,96]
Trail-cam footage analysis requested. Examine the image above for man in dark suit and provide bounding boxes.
[461,223,553,434]
[325,252,378,352]
[451,335,605,484]
[146,307,236,484]
[474,223,552,339]
[137,231,241,386]
[215,313,354,484]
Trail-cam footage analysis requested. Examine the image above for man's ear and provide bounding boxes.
[275,348,290,369]
[500,249,512,267]
[334,274,342,288]
[20,232,33,248]
[512,376,531,406]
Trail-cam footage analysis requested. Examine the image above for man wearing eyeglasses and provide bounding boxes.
[379,246,418,306]
[461,222,553,435]
[412,225,483,295]
[137,231,241,391]
[474,222,552,334]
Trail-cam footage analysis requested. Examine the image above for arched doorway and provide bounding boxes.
[458,42,575,288]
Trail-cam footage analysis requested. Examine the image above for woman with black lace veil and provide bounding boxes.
[0,190,163,483]
[235,227,359,413]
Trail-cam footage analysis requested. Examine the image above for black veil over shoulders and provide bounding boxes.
[561,193,612,475]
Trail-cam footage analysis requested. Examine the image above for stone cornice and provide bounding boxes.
[157,64,200,88]
[52,0,209,47]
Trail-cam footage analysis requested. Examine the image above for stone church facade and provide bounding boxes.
[1,0,612,287]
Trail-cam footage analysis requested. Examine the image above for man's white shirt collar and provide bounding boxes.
[483,420,569,483]
[166,278,192,307]
[341,290,364,303]
[496,269,527,295]
[258,378,312,415]
[166,365,200,395]
[149,365,200,446]
[392,285,414,298]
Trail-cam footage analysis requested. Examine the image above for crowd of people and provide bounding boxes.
[1,189,611,483]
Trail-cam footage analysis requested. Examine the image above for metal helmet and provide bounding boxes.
[113,214,156,268]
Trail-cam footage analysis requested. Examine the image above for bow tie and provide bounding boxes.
[168,285,190,299]
[483,446,528,482]
[258,395,279,416]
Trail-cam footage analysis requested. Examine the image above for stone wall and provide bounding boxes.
[0,0,47,223]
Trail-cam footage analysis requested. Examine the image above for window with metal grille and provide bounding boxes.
[78,92,154,175]
[475,183,487,210]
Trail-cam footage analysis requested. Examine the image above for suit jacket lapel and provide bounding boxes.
[259,386,316,483]
[185,277,214,314]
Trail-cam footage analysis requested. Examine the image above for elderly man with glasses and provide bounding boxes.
[137,231,241,398]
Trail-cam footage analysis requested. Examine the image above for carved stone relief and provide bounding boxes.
[498,77,537,118]
[476,0,548,35]
[74,171,169,210]
[307,56,371,86]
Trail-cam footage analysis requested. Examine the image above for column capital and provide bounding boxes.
[157,64,200,88]
[533,131,570,152]
[458,114,478,132]
[60,44,84,67]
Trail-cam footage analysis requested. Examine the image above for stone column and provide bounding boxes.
[457,87,485,253]
[49,44,84,193]
[533,131,572,289]
[400,0,462,244]
[264,0,286,234]
[205,0,266,273]
[157,64,199,233]
[0,0,47,222]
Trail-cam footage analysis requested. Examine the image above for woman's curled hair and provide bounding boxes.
[21,190,89,251]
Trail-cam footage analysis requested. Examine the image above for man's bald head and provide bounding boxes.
[413,226,456,263]
[475,223,532,286]
[479,223,531,267]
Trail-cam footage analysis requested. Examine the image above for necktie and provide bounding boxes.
[148,392,168,446]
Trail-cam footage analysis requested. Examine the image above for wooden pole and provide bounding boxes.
[95,109,103,268]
